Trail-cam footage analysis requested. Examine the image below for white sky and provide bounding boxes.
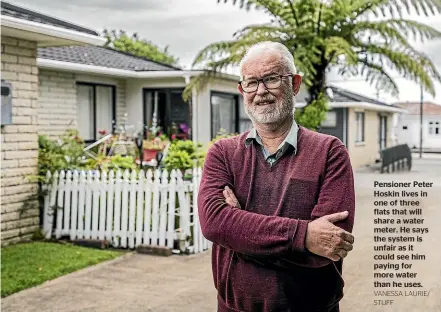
[12,0,441,104]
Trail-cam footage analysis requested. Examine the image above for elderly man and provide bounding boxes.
[198,41,355,312]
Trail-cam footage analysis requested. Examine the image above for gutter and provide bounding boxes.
[1,15,106,46]
[295,101,407,114]
[37,59,241,82]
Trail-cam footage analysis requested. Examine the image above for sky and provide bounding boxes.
[12,0,441,104]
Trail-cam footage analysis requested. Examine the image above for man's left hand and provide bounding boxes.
[223,186,241,209]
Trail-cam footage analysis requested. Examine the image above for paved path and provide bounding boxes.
[3,157,441,312]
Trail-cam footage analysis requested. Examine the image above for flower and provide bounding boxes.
[98,129,108,136]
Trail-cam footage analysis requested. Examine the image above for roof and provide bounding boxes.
[38,46,181,71]
[327,85,392,106]
[1,2,98,36]
[394,101,441,115]
[294,85,406,113]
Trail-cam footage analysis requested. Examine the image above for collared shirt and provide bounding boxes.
[245,119,299,166]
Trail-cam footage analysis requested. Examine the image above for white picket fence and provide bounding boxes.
[41,167,211,254]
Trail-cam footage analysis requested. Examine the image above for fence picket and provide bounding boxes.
[77,171,86,239]
[70,170,79,240]
[158,169,169,247]
[167,170,176,248]
[136,170,145,247]
[84,171,93,239]
[120,170,130,248]
[128,170,137,249]
[151,170,161,246]
[113,170,122,247]
[143,170,153,245]
[106,170,115,242]
[63,171,72,236]
[99,171,107,241]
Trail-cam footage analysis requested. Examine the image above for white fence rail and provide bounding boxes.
[42,167,211,254]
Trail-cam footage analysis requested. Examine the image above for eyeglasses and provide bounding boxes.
[239,74,293,93]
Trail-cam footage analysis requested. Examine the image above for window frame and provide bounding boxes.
[210,90,240,139]
[142,87,190,139]
[76,82,116,143]
[428,121,440,136]
[355,111,365,143]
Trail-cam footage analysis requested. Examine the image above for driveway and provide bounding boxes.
[2,156,441,312]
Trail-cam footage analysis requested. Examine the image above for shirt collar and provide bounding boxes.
[245,119,299,154]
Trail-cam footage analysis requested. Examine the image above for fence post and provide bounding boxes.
[55,170,65,239]
[43,171,54,239]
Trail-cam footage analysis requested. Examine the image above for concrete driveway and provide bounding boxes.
[2,156,441,312]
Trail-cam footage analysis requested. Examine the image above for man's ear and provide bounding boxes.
[237,83,244,95]
[292,74,302,95]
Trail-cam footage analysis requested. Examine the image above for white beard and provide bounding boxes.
[245,88,295,124]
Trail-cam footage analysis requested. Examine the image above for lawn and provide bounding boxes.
[1,241,123,297]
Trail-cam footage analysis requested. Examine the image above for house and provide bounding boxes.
[294,85,407,169]
[394,101,441,151]
[1,1,106,245]
[36,45,242,144]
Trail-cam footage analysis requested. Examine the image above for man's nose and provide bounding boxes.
[256,81,268,96]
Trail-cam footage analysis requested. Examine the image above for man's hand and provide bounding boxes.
[222,186,354,261]
[305,211,354,261]
[223,186,241,209]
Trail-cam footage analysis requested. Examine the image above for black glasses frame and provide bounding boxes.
[238,74,294,93]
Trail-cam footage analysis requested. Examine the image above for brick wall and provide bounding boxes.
[39,71,127,138]
[1,36,40,245]
[38,70,77,138]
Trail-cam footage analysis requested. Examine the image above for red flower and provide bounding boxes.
[98,129,108,135]
[171,134,177,140]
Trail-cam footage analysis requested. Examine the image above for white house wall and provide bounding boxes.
[397,114,441,149]
[195,78,241,144]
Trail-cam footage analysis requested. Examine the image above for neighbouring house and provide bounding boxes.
[295,85,407,169]
[1,1,105,245]
[395,101,441,151]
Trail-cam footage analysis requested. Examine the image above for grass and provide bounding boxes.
[1,241,123,298]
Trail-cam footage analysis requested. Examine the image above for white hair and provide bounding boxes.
[239,41,297,80]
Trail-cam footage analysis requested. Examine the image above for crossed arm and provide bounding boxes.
[197,142,356,264]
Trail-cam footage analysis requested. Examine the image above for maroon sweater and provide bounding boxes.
[198,126,355,312]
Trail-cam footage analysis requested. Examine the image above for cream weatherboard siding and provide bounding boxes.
[1,36,40,245]
[38,71,127,138]
[347,108,395,169]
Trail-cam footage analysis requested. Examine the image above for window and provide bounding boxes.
[211,92,238,138]
[321,111,337,127]
[238,97,253,133]
[428,121,440,135]
[143,88,190,138]
[355,112,365,143]
[77,83,115,142]
[379,115,388,150]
